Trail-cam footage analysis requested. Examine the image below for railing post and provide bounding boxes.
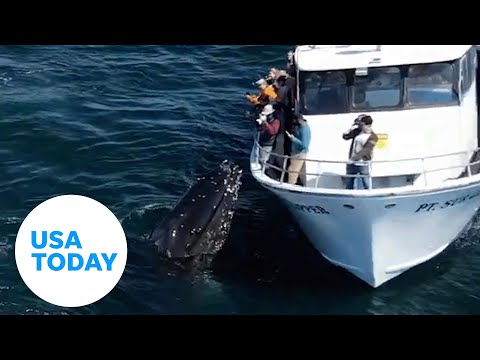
[422,158,428,187]
[368,161,373,190]
[465,151,472,177]
[280,155,288,184]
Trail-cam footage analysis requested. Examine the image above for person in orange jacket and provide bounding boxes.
[246,78,278,108]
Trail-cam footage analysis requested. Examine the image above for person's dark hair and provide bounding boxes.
[294,113,305,122]
[362,115,373,126]
[354,114,372,125]
[276,75,287,86]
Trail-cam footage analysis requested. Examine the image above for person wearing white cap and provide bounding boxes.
[245,78,278,108]
[256,104,280,169]
[256,78,268,87]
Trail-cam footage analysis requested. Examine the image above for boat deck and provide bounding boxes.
[251,141,480,195]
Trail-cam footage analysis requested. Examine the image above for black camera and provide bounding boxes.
[353,114,368,126]
[343,116,365,140]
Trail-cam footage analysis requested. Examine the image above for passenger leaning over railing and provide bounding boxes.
[285,113,311,185]
[256,104,281,169]
[342,114,378,190]
[245,78,278,112]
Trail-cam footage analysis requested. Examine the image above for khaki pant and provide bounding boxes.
[288,152,307,185]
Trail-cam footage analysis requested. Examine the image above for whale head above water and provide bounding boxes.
[150,160,243,264]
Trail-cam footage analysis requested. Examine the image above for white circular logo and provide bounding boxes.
[15,195,128,308]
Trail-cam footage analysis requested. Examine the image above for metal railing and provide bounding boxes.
[251,140,480,191]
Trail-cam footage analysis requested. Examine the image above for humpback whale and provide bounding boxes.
[150,160,243,269]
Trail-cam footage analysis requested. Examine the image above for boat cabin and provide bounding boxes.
[290,45,479,190]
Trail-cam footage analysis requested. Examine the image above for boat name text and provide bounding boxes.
[415,190,480,213]
[285,200,330,215]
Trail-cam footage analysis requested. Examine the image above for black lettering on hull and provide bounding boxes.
[415,190,480,213]
[285,200,330,215]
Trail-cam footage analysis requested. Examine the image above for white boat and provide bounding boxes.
[250,45,480,288]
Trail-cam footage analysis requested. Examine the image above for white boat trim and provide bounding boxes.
[295,45,471,72]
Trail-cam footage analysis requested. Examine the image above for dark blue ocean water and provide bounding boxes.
[1,45,479,315]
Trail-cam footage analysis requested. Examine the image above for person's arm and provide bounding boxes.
[263,119,280,136]
[290,126,311,149]
[343,125,360,140]
[246,94,259,105]
[290,133,302,146]
[264,86,278,100]
[351,133,378,161]
[302,126,311,149]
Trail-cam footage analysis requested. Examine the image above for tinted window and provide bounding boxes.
[299,71,347,115]
[353,67,402,110]
[461,48,476,96]
[406,63,458,105]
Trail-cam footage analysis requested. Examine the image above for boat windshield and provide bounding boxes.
[298,61,459,115]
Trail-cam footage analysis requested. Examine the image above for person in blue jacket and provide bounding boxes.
[285,113,311,185]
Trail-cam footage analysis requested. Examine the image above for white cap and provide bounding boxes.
[261,104,275,116]
[255,78,268,86]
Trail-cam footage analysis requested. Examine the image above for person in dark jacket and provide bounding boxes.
[342,114,378,190]
[274,73,296,159]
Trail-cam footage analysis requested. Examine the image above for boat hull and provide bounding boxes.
[263,182,480,287]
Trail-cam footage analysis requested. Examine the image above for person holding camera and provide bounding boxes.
[342,114,378,190]
[256,104,281,170]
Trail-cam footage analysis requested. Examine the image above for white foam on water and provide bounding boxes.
[0,217,22,226]
[119,203,164,223]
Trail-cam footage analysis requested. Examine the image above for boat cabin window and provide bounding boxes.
[405,63,458,106]
[299,71,348,115]
[460,47,476,96]
[353,67,402,110]
[297,55,467,115]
